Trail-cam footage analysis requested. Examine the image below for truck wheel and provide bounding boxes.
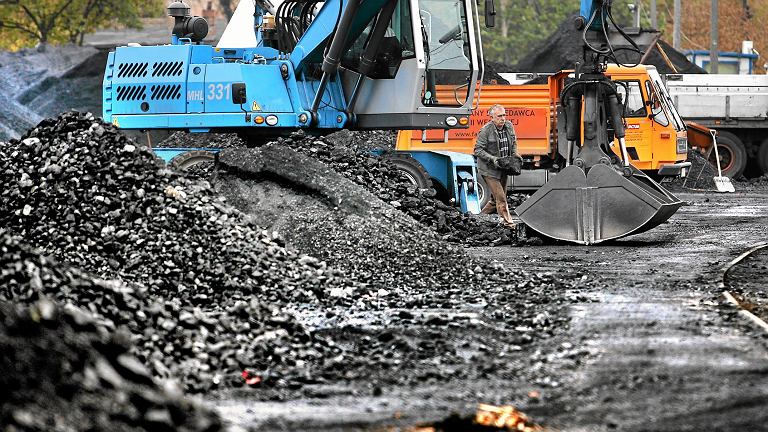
[169,150,216,171]
[386,155,433,189]
[477,174,490,209]
[710,131,747,178]
[758,140,768,175]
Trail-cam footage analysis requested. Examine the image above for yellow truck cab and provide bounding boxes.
[396,64,689,193]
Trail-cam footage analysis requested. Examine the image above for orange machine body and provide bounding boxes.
[396,65,687,173]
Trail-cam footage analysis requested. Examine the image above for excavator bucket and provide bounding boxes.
[515,164,682,244]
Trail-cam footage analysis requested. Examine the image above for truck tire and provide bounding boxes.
[758,140,768,175]
[710,131,747,178]
[169,150,216,171]
[476,174,490,209]
[386,155,433,189]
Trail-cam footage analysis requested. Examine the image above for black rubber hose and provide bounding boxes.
[565,95,582,142]
[606,93,625,139]
[358,0,397,76]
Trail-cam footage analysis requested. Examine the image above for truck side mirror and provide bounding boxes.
[232,83,247,104]
[484,0,495,28]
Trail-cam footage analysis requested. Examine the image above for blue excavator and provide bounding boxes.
[104,0,485,134]
[103,0,682,244]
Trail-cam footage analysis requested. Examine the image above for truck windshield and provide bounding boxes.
[645,80,669,127]
[647,69,686,131]
[419,0,472,107]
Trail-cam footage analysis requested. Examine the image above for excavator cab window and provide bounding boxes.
[419,0,473,107]
[616,80,646,117]
[341,0,416,79]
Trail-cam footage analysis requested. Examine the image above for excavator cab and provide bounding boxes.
[334,0,484,129]
[514,0,683,244]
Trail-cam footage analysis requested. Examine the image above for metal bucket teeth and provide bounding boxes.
[514,165,682,245]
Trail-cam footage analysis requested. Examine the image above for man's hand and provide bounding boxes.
[497,155,522,175]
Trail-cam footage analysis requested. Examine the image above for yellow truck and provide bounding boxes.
[395,64,690,205]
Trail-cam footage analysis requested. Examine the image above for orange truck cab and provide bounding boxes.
[396,64,690,192]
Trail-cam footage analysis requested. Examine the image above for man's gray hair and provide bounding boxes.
[488,104,505,116]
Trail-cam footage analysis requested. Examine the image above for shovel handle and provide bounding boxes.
[710,129,724,178]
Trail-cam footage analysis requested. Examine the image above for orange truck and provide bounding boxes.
[395,64,690,204]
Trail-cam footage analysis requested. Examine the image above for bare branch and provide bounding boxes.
[19,5,42,32]
[0,19,41,39]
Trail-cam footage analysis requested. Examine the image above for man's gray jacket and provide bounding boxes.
[474,120,518,179]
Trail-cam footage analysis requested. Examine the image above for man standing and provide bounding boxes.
[474,104,520,227]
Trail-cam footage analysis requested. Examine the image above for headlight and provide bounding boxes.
[676,137,688,154]
[445,116,458,127]
[265,115,278,126]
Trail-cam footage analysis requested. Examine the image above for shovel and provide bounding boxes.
[710,130,735,193]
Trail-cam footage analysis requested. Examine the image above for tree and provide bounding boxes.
[218,0,234,22]
[477,0,662,67]
[0,0,164,50]
[0,0,78,49]
[657,0,768,73]
[59,0,165,46]
[479,0,576,66]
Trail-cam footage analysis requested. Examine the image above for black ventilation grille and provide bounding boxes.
[117,62,149,78]
[150,84,182,100]
[116,85,147,101]
[152,61,184,77]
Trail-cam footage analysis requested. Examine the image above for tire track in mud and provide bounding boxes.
[722,243,768,334]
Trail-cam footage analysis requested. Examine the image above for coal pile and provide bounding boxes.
[0,112,387,393]
[0,113,534,397]
[214,143,570,347]
[0,113,573,403]
[0,256,222,432]
[209,135,572,386]
[158,131,242,149]
[0,232,361,395]
[0,112,356,306]
[666,149,718,191]
[161,129,520,246]
[279,130,520,246]
[0,45,102,141]
[735,173,768,190]
[216,143,511,306]
[513,16,705,74]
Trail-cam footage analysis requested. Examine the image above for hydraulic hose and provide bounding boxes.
[311,0,361,120]
[358,0,397,77]
[347,0,398,114]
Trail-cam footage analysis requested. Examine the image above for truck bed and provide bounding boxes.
[666,74,768,122]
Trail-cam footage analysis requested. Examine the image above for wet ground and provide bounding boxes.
[726,245,768,327]
[2,35,768,431]
[210,190,768,431]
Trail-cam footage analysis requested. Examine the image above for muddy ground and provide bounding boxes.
[4,113,767,431]
[2,115,768,432]
[206,188,768,431]
[726,246,768,326]
[2,31,768,432]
